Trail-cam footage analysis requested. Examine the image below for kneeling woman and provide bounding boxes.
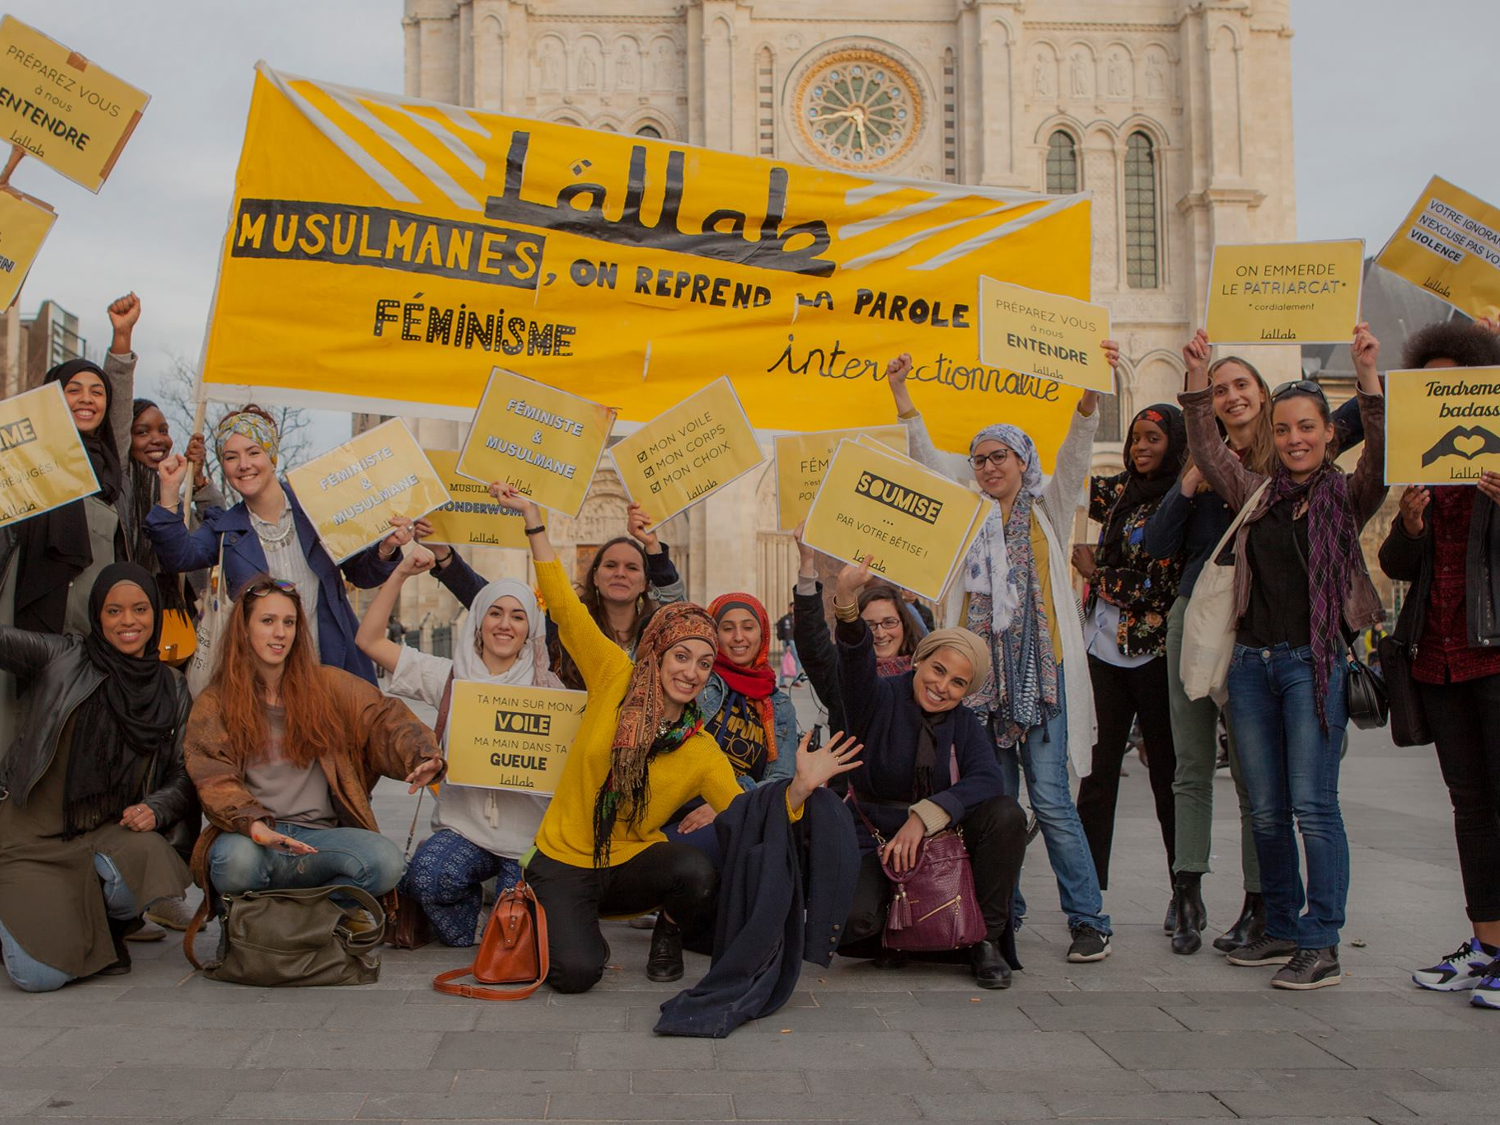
[833,561,1028,989]
[491,486,858,993]
[184,578,443,925]
[0,564,197,991]
[356,549,561,945]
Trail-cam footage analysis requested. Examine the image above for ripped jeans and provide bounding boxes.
[208,824,405,900]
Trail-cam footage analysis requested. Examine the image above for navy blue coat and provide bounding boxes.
[836,618,1004,852]
[143,481,397,683]
[654,782,859,1038]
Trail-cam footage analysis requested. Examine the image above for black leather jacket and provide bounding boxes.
[1379,493,1500,655]
[0,626,200,861]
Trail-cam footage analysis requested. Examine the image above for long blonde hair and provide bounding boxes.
[1182,355,1276,479]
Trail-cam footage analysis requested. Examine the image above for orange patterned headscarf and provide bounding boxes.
[707,591,779,763]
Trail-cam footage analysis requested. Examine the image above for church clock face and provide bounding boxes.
[795,49,921,170]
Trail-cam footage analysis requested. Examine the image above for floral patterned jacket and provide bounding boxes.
[1085,471,1184,658]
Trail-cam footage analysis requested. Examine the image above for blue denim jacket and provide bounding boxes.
[699,672,798,791]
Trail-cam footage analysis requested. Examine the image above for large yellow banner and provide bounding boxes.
[0,383,99,528]
[1376,177,1500,320]
[1385,367,1500,485]
[198,65,1093,463]
[0,16,149,193]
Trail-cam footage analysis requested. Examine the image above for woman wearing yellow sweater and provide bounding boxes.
[490,486,861,993]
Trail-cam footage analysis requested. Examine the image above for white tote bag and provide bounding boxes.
[1180,480,1270,705]
[185,536,228,696]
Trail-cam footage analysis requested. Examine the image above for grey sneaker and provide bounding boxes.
[1226,934,1298,966]
[1271,945,1342,990]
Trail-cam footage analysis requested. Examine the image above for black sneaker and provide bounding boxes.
[1067,924,1111,963]
[1271,945,1342,990]
[1226,934,1298,967]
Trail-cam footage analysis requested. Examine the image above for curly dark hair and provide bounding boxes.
[1401,321,1500,370]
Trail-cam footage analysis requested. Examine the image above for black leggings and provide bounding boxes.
[1419,676,1500,924]
[526,843,718,994]
[1076,654,1177,890]
[841,795,1027,953]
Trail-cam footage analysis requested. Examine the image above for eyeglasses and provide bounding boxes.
[1271,379,1329,404]
[969,448,1012,471]
[246,578,298,598]
[862,617,903,633]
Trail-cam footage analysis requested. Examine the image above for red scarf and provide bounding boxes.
[708,592,779,761]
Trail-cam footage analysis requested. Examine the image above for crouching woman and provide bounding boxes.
[182,576,443,934]
[832,560,1028,989]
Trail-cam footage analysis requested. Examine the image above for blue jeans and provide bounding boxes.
[992,670,1112,935]
[209,824,405,899]
[1226,643,1349,949]
[401,829,520,947]
[1,854,136,993]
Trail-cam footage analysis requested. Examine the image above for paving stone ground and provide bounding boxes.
[2,686,1494,1122]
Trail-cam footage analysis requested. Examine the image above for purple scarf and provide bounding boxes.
[1268,464,1357,728]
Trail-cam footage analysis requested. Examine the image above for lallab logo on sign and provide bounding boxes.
[1386,367,1500,485]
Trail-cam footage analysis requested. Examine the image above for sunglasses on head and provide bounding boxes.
[247,578,299,599]
[1271,379,1329,405]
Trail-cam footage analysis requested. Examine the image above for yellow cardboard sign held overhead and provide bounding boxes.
[610,377,764,525]
[456,368,614,517]
[0,382,99,528]
[0,16,150,192]
[445,681,587,794]
[197,65,1095,465]
[1385,367,1500,485]
[286,419,450,563]
[978,278,1113,394]
[1376,177,1500,321]
[803,438,983,601]
[773,424,908,530]
[421,450,529,549]
[0,188,56,308]
[1205,240,1365,345]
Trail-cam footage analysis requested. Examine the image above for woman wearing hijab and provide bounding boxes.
[355,549,561,946]
[0,563,197,991]
[665,593,799,860]
[1071,405,1188,947]
[832,560,1026,989]
[489,484,862,993]
[146,407,411,683]
[882,347,1116,964]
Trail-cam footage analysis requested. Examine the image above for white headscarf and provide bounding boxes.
[963,424,1044,634]
[452,578,562,690]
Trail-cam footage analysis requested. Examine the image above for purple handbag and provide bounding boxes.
[848,787,986,952]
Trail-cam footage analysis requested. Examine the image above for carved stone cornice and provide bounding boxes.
[1176,187,1266,214]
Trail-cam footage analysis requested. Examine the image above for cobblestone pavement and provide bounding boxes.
[1,688,1492,1123]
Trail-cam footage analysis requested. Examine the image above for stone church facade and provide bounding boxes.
[391,0,1299,629]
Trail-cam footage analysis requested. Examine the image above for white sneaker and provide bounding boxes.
[1412,938,1497,992]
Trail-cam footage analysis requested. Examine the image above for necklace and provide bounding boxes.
[252,507,295,548]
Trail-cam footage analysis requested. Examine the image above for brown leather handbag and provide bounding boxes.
[431,879,549,1000]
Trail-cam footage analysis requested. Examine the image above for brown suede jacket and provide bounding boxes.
[182,665,443,896]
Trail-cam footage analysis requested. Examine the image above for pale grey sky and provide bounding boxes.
[6,1,1494,457]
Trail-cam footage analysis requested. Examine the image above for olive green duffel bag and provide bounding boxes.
[185,885,384,987]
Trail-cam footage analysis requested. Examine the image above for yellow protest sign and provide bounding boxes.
[285,419,450,563]
[0,382,99,528]
[0,188,55,308]
[773,424,908,530]
[1385,367,1500,485]
[420,450,528,549]
[610,377,764,524]
[803,438,983,600]
[197,64,1094,465]
[1376,177,1500,320]
[1205,240,1365,345]
[978,278,1112,394]
[455,368,613,517]
[0,16,149,192]
[444,681,587,794]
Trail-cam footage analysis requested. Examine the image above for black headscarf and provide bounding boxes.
[125,398,187,614]
[1097,403,1186,570]
[14,360,123,635]
[63,563,180,838]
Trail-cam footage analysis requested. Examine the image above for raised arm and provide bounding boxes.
[629,503,685,605]
[103,293,140,467]
[884,354,976,482]
[831,559,892,743]
[1379,486,1430,584]
[1179,386,1257,510]
[144,484,222,573]
[1040,392,1102,519]
[790,521,842,719]
[1345,322,1389,528]
[356,549,434,675]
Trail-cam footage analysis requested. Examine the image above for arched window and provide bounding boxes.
[1045,131,1077,193]
[636,124,662,138]
[1124,131,1159,289]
